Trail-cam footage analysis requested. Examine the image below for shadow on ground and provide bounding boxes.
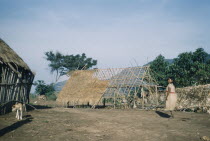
[0,116,33,137]
[26,105,52,111]
[32,105,52,109]
[155,111,171,118]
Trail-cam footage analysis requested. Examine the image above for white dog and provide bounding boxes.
[12,103,24,120]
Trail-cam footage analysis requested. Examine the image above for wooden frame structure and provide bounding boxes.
[91,66,158,108]
[0,39,35,114]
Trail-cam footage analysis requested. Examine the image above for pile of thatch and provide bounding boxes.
[56,70,109,106]
[176,84,210,110]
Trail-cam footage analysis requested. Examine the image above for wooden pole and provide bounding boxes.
[114,90,116,109]
[133,87,137,108]
[155,85,158,105]
[141,87,144,109]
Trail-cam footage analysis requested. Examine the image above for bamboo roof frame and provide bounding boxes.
[91,66,158,108]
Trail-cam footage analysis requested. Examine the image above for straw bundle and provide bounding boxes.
[56,70,109,106]
[176,84,210,109]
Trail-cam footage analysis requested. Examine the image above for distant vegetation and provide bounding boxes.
[33,80,56,100]
[150,48,210,88]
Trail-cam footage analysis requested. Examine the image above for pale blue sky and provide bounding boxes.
[0,0,210,84]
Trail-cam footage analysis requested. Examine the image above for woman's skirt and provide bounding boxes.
[166,94,177,111]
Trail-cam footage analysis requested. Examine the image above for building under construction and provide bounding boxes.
[57,66,159,109]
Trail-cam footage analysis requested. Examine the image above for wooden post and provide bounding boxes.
[141,87,144,109]
[155,85,158,105]
[133,87,137,108]
[114,91,116,109]
[103,98,106,107]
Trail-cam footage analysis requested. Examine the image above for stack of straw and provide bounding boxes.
[57,70,109,106]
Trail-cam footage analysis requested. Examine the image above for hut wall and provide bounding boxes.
[0,63,34,115]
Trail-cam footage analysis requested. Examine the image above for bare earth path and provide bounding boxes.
[0,107,210,141]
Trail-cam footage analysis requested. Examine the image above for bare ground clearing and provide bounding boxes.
[0,105,210,141]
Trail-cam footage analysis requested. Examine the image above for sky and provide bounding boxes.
[0,0,210,85]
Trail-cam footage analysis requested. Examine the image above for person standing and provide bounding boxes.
[165,77,177,118]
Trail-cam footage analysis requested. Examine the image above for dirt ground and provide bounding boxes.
[0,103,210,141]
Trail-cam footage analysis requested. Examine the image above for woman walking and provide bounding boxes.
[165,77,177,118]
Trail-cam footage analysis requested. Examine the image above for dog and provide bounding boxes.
[12,103,24,120]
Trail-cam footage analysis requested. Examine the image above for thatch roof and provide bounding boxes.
[57,70,108,106]
[0,38,31,71]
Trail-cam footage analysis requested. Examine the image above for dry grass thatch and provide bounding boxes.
[0,38,31,71]
[176,84,210,109]
[57,70,109,106]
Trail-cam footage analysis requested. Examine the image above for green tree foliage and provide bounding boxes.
[45,51,97,82]
[169,48,209,87]
[192,48,208,63]
[150,55,169,87]
[34,80,55,95]
[150,48,210,88]
[168,52,194,87]
[62,53,97,73]
[45,52,64,82]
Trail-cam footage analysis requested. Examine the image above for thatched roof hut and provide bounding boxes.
[0,38,35,114]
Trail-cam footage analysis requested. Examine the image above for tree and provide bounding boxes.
[45,51,97,82]
[45,51,64,82]
[192,48,208,63]
[34,80,55,95]
[150,48,210,87]
[150,55,169,87]
[168,52,194,87]
[62,53,97,75]
[169,48,210,87]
